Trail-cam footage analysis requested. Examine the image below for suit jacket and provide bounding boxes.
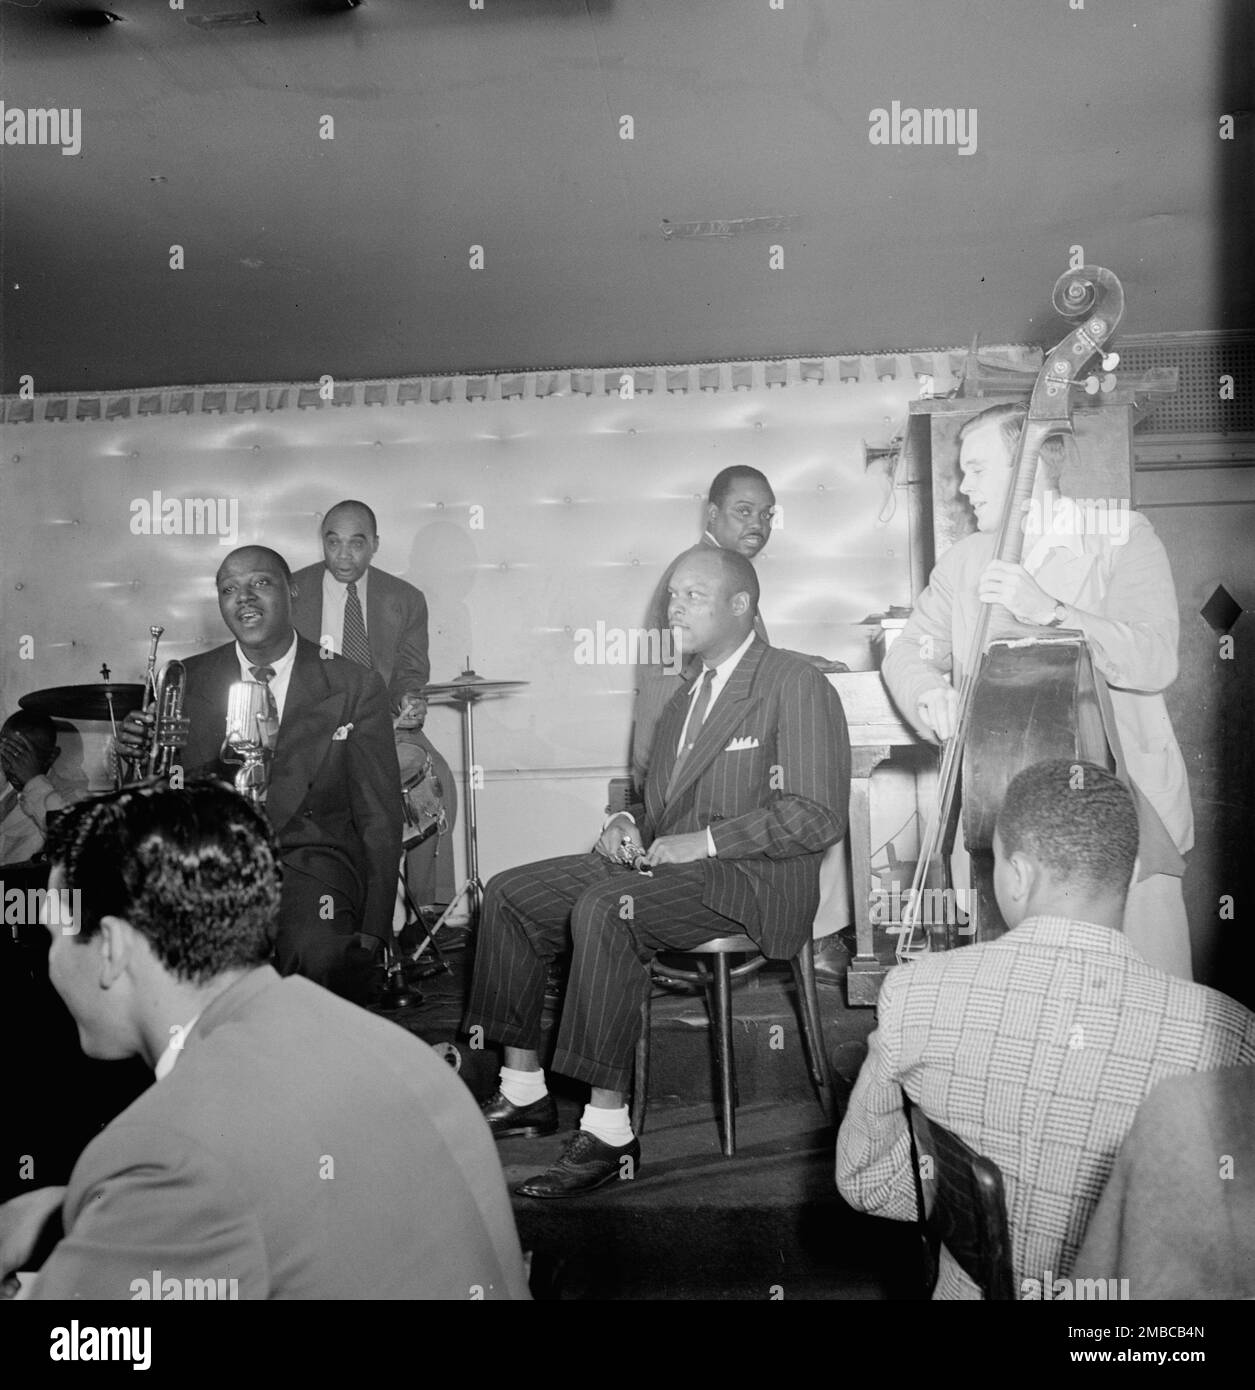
[180,636,402,940]
[32,967,530,1300]
[1071,1064,1255,1299]
[639,638,850,959]
[881,514,1193,856]
[835,918,1255,1299]
[291,562,430,713]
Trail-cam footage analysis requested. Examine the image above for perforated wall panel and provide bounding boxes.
[1121,333,1255,434]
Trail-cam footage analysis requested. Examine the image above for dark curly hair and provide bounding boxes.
[996,759,1138,896]
[44,781,279,984]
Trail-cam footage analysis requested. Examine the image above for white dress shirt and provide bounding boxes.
[233,632,298,723]
[319,568,371,655]
[1022,493,1089,577]
[675,629,756,757]
[673,628,757,856]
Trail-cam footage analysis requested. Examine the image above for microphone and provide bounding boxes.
[222,681,276,804]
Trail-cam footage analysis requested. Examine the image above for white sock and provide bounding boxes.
[579,1103,634,1148]
[499,1066,548,1108]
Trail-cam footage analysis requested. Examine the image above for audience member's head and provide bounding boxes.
[321,499,380,584]
[706,467,776,557]
[993,759,1138,930]
[666,545,760,665]
[43,782,279,1061]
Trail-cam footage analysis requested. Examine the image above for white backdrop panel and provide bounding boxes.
[2,353,968,875]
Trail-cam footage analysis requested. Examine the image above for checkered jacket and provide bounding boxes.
[835,918,1255,1299]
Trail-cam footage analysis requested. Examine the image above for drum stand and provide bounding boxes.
[405,666,528,968]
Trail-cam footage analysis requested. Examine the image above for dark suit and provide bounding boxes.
[180,636,402,994]
[465,639,850,1091]
[32,967,530,1300]
[292,562,457,905]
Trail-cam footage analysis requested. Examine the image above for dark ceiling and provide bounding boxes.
[2,0,1252,394]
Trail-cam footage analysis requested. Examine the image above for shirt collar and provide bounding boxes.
[1022,492,1088,575]
[701,629,756,682]
[234,630,297,681]
[701,530,722,549]
[324,566,369,597]
[1011,915,1139,958]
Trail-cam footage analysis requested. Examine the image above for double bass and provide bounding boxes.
[897,266,1125,959]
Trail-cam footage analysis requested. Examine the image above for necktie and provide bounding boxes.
[342,581,373,668]
[666,667,713,801]
[249,665,280,743]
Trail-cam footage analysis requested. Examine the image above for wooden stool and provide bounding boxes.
[631,936,836,1156]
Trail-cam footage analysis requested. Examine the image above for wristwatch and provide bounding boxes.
[1045,600,1068,628]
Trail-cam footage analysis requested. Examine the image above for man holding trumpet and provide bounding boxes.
[117,546,402,1004]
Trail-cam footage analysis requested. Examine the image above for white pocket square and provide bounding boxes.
[332,723,354,742]
[724,736,759,752]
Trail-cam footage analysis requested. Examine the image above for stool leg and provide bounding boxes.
[711,953,737,1156]
[793,944,836,1124]
[631,986,651,1138]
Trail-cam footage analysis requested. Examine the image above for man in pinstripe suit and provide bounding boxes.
[836,760,1255,1298]
[465,546,850,1197]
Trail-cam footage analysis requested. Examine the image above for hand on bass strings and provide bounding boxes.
[978,559,1057,627]
[916,685,959,743]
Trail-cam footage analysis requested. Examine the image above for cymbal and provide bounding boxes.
[19,683,146,722]
[421,670,529,700]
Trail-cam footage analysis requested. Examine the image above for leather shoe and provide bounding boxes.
[515,1130,641,1199]
[812,934,851,988]
[480,1089,559,1139]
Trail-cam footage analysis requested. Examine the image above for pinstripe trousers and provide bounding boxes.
[463,852,739,1091]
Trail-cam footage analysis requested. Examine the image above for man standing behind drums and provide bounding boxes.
[117,547,402,1003]
[292,500,458,913]
[882,402,1194,979]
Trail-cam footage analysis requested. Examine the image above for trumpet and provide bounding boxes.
[117,625,188,786]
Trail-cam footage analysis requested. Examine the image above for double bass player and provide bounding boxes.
[882,399,1193,979]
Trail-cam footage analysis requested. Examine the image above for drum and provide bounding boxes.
[401,750,447,848]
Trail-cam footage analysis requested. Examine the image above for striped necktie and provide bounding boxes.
[665,666,713,801]
[246,666,278,803]
[249,665,279,733]
[342,581,373,668]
